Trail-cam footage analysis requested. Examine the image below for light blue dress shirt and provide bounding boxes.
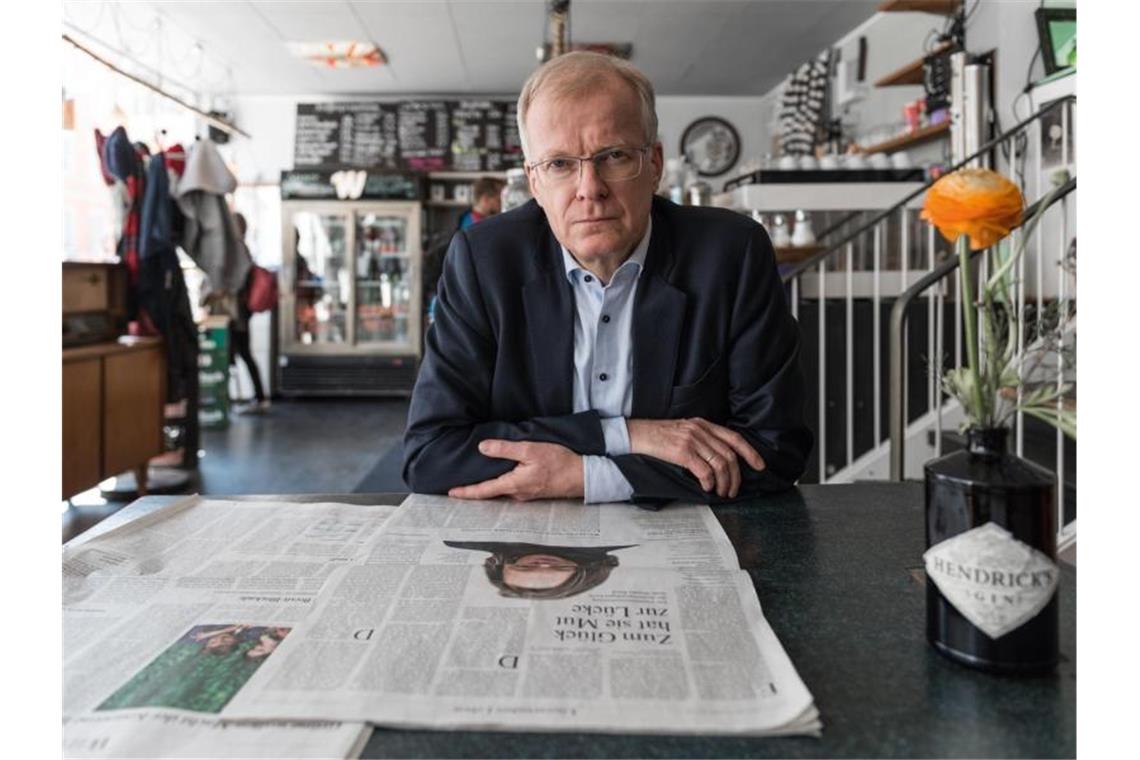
[561,219,652,504]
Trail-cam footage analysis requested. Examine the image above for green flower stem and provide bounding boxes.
[957,237,986,423]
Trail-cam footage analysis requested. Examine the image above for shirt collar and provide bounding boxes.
[561,217,652,286]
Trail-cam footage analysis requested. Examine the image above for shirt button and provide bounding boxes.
[584,275,593,283]
[599,373,608,382]
[601,314,611,324]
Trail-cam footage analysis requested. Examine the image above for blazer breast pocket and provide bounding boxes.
[669,355,727,415]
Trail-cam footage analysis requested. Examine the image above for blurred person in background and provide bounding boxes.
[457,177,506,230]
[232,212,269,414]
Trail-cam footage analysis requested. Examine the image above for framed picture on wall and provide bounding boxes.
[1035,7,1076,76]
[680,116,741,177]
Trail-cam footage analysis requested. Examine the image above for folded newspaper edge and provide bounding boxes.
[63,493,203,553]
[63,711,373,760]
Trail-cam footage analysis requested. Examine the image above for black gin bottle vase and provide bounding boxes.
[924,427,1058,674]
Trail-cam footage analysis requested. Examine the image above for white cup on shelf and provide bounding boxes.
[777,155,799,170]
[770,214,791,247]
[891,151,913,169]
[867,152,890,169]
[791,210,816,247]
[844,153,868,170]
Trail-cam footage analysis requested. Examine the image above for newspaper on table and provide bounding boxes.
[222,494,821,736]
[63,497,396,759]
[62,713,371,760]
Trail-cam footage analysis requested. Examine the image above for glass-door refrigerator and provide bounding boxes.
[279,200,422,395]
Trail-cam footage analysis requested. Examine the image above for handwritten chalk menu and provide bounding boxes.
[499,101,524,170]
[398,101,451,171]
[294,100,525,172]
[294,102,399,169]
[448,100,526,171]
[450,100,503,171]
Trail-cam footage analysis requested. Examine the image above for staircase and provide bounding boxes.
[775,94,1076,543]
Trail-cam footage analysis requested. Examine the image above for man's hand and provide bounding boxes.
[627,418,766,498]
[448,440,585,501]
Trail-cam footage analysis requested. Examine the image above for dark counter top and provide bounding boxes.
[74,483,1075,758]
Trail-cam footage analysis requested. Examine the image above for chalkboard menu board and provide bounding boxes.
[295,102,399,169]
[500,101,524,170]
[448,100,526,171]
[294,100,524,172]
[398,101,451,171]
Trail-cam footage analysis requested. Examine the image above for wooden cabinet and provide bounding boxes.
[62,357,101,495]
[62,338,165,499]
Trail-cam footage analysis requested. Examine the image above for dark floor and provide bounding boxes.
[62,398,411,543]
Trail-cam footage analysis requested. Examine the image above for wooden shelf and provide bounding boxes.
[774,245,825,265]
[877,0,961,15]
[857,121,950,154]
[63,336,164,362]
[875,42,953,87]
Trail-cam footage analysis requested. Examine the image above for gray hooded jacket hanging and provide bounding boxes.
[176,138,251,295]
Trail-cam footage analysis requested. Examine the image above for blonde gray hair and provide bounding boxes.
[516,51,658,161]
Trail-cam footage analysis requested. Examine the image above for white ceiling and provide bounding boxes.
[66,0,879,97]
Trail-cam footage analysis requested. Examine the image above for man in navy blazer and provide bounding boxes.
[404,52,811,505]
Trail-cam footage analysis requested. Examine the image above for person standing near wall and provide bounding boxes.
[232,212,269,414]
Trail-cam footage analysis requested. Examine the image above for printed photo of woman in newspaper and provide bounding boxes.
[443,541,637,600]
[96,624,291,714]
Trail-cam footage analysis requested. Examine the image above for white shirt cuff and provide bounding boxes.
[583,455,635,504]
[599,416,631,455]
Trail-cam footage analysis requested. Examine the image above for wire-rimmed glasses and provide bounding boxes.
[527,145,651,185]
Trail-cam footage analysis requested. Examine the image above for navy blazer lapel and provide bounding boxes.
[632,205,686,418]
[522,229,575,415]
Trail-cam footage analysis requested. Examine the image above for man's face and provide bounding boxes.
[524,77,663,266]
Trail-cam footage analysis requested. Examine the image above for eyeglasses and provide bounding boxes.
[527,145,651,185]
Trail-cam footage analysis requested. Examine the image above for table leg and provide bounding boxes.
[134,465,149,497]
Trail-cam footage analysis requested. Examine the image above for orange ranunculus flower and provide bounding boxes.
[920,167,1025,251]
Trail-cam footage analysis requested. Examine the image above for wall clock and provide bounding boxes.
[680,116,741,177]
